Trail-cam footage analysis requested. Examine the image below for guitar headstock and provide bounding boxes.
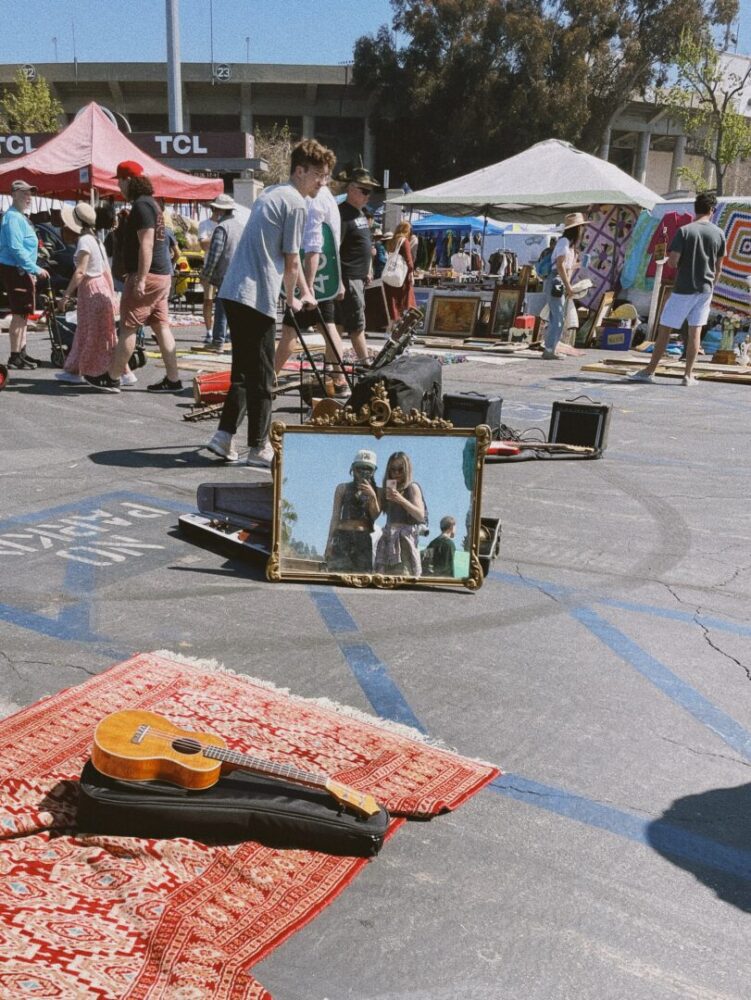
[325,779,381,818]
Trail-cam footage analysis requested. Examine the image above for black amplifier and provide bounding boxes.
[548,400,611,451]
[442,392,503,438]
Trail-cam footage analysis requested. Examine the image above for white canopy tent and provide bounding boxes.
[390,139,662,224]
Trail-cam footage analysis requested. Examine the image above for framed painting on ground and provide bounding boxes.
[426,294,482,337]
[489,286,525,340]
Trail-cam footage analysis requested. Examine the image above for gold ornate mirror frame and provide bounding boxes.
[266,383,490,590]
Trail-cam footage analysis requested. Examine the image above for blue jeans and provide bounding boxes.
[211,294,228,346]
[543,277,566,352]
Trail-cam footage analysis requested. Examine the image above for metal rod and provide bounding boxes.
[166,0,184,131]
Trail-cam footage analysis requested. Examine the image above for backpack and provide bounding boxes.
[535,248,553,279]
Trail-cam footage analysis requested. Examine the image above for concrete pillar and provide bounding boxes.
[302,114,315,138]
[240,84,253,133]
[363,117,375,170]
[669,134,687,191]
[702,157,716,188]
[233,177,264,208]
[634,129,651,185]
[599,126,611,161]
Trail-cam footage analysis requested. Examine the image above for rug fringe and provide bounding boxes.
[151,649,466,755]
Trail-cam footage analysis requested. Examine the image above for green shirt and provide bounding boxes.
[669,220,726,295]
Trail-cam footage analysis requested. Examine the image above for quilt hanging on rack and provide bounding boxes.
[712,202,751,316]
[578,205,639,307]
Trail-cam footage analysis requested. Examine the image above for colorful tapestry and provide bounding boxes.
[578,205,639,307]
[645,212,693,284]
[712,202,751,316]
[0,653,498,1000]
[619,210,660,290]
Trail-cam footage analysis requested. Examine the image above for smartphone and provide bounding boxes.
[386,479,397,491]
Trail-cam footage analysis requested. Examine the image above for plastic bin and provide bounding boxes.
[598,326,633,350]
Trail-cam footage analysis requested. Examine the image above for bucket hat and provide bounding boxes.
[209,193,236,211]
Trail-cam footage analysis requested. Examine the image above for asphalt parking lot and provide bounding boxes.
[2,323,750,1000]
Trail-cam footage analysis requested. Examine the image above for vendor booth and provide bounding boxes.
[389,139,662,343]
[0,102,223,201]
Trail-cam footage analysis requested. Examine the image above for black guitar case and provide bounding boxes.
[76,760,390,857]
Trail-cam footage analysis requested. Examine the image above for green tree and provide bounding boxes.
[660,27,751,195]
[0,69,64,132]
[353,0,737,187]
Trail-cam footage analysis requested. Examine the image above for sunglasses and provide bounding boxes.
[355,186,372,195]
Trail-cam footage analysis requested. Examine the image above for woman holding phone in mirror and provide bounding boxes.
[325,449,380,573]
[374,451,426,576]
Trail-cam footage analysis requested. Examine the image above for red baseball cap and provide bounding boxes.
[114,160,144,180]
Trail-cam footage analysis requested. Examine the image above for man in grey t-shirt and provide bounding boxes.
[632,191,726,387]
[205,140,332,467]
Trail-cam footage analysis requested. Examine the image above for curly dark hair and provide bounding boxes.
[125,175,154,201]
[290,139,336,174]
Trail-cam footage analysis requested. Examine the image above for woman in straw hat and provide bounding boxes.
[542,211,585,360]
[57,202,126,385]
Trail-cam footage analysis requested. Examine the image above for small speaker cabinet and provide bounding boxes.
[548,400,611,451]
[442,392,503,438]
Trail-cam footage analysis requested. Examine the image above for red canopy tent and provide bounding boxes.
[0,102,223,201]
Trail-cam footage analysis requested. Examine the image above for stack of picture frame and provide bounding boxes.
[414,267,530,341]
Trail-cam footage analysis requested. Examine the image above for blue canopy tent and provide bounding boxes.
[410,213,507,235]
[409,214,508,267]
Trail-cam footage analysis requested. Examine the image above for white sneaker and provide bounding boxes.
[245,442,274,469]
[119,371,138,386]
[629,370,655,383]
[207,430,239,462]
[55,371,85,384]
[682,375,697,386]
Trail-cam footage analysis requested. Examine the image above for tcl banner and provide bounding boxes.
[0,132,254,161]
[129,133,255,159]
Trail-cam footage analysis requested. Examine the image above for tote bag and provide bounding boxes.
[382,238,408,288]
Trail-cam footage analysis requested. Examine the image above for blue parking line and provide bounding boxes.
[486,570,751,761]
[488,569,751,637]
[308,587,426,732]
[491,773,751,883]
[309,588,751,885]
[0,491,192,648]
[573,606,751,761]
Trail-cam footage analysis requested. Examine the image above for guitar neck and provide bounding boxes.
[203,744,328,791]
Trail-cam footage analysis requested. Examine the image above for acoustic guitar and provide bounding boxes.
[91,709,381,819]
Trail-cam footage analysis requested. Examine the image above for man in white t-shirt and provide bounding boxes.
[274,182,350,396]
[198,205,222,344]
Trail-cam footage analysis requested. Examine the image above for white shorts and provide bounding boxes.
[660,290,712,330]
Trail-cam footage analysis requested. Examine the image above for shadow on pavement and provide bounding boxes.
[89,445,232,469]
[647,782,751,913]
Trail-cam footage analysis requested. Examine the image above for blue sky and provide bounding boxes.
[0,0,396,65]
[0,1,748,66]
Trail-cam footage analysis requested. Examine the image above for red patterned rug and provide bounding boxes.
[0,652,498,999]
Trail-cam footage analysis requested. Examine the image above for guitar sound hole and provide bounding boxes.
[172,738,202,756]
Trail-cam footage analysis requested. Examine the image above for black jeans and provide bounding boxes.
[218,299,275,447]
